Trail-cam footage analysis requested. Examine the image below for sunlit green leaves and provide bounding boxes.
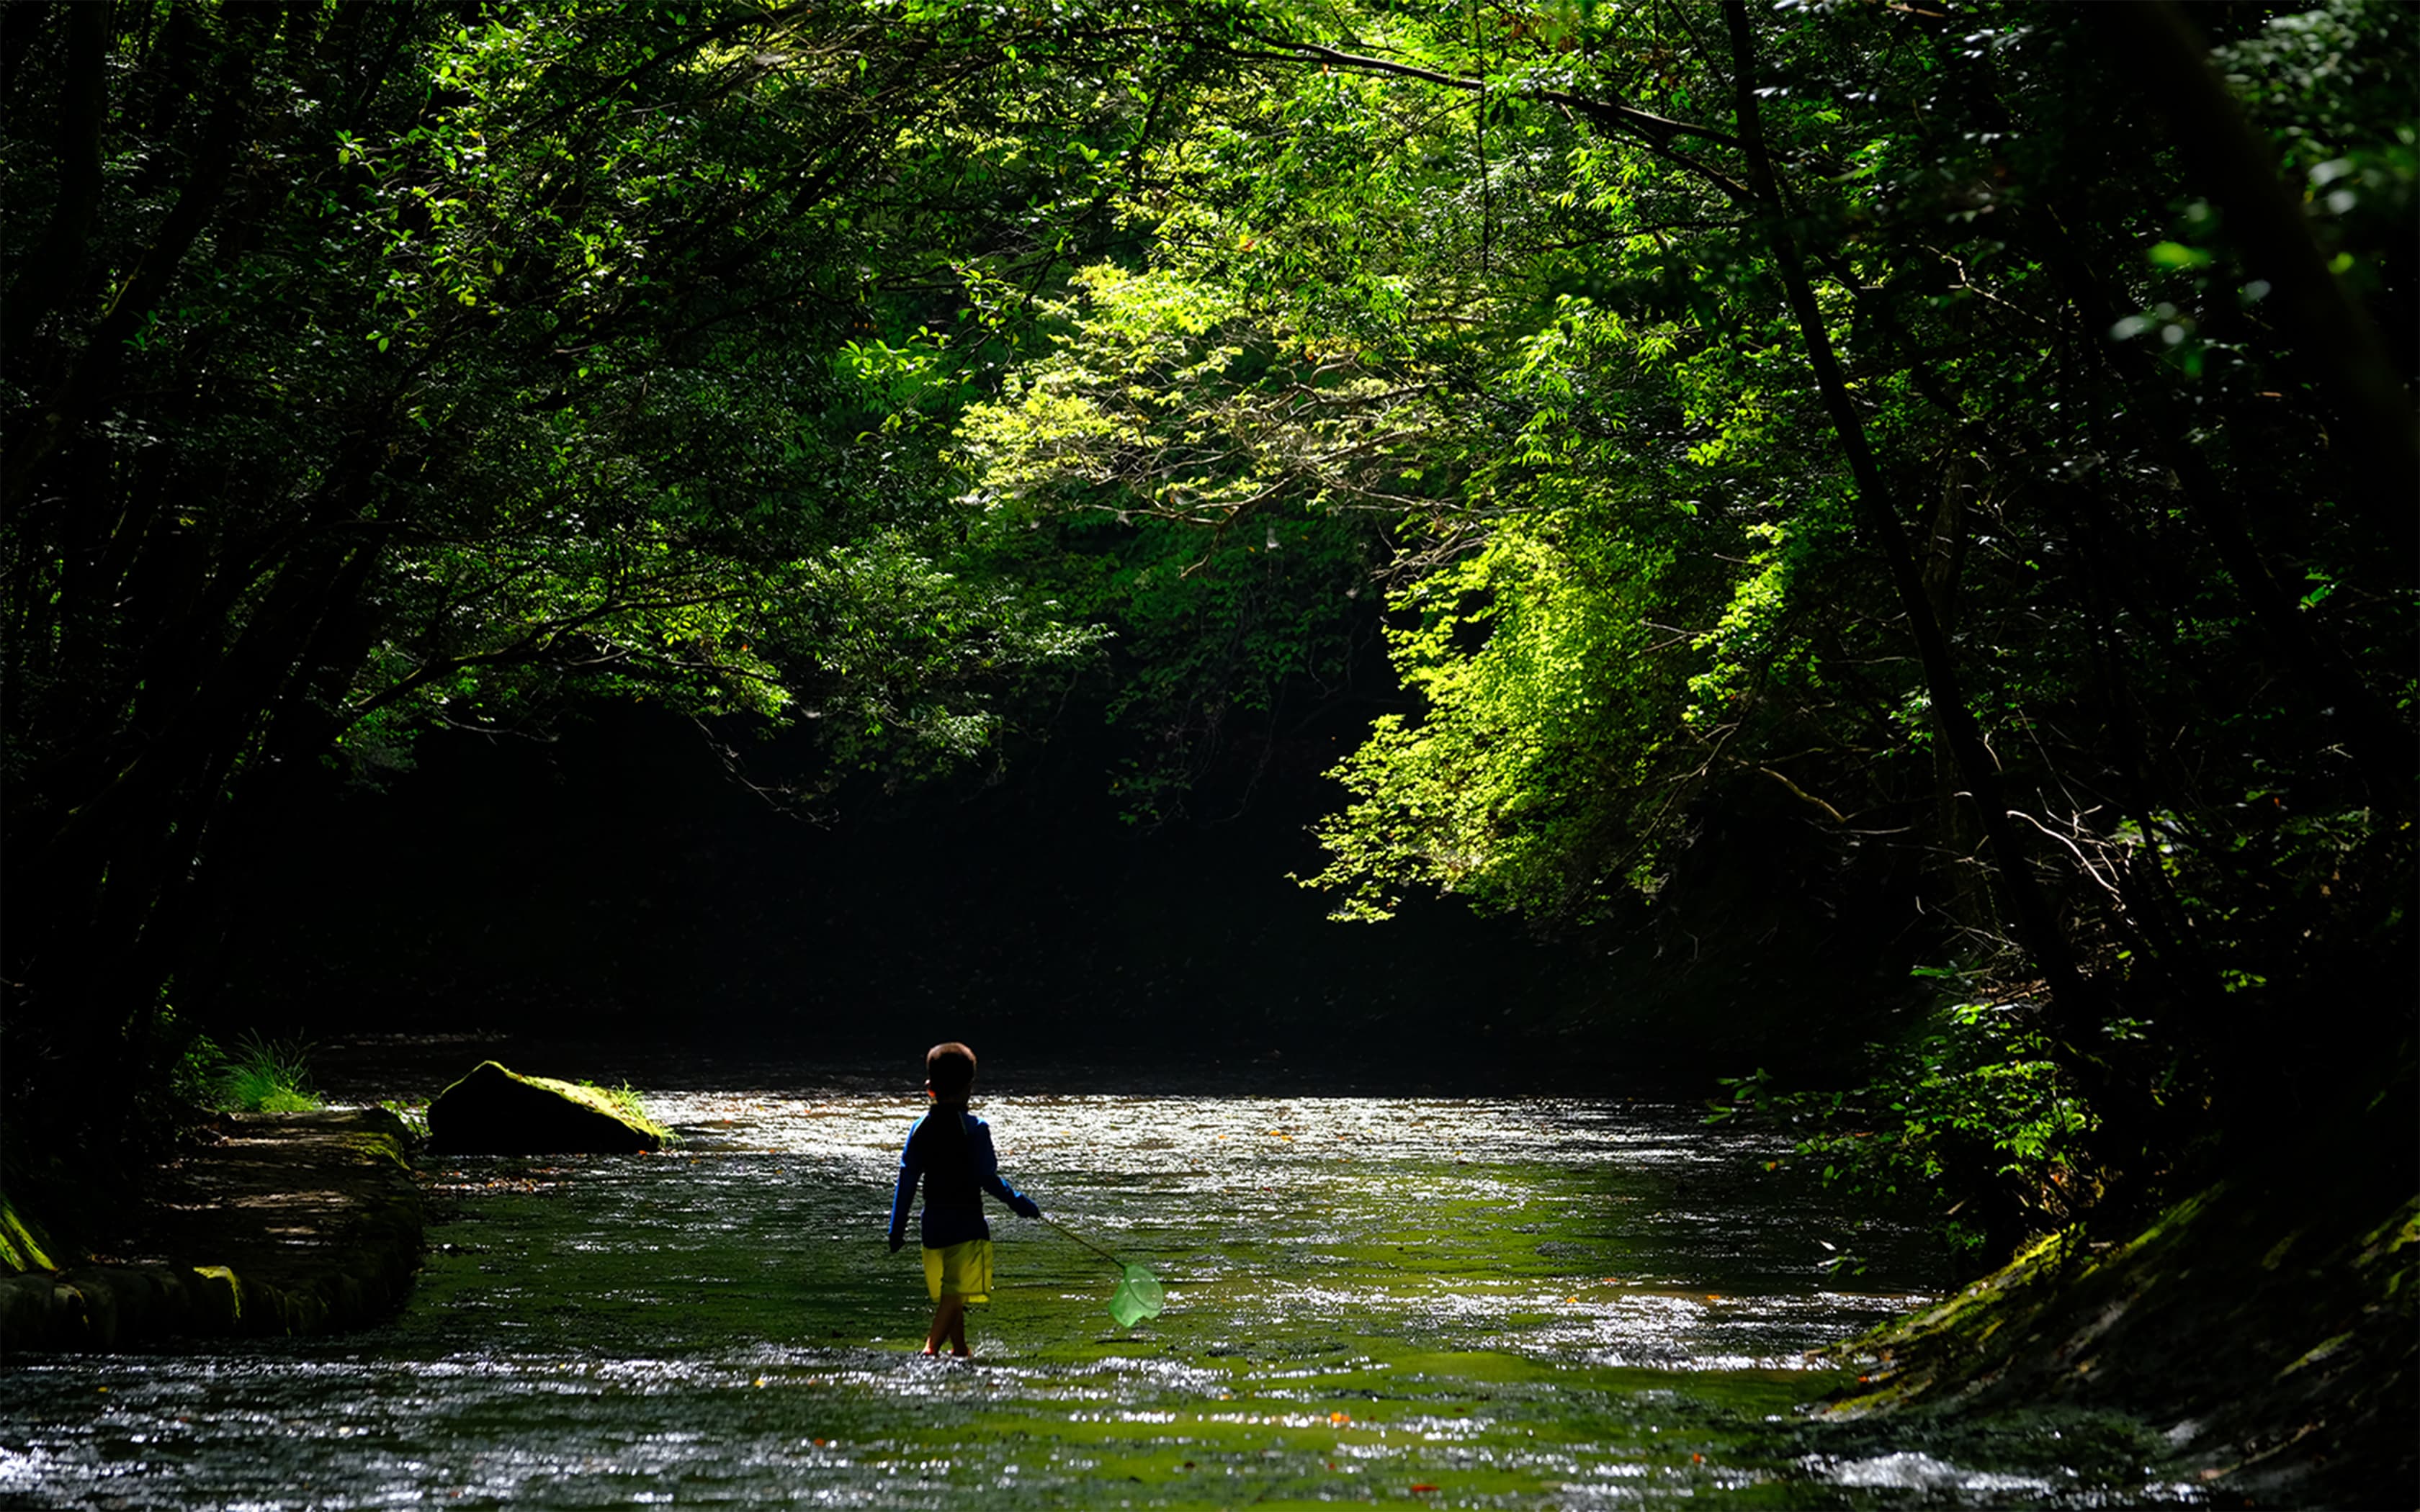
[1724,994,2106,1259]
[1301,511,1693,924]
[960,260,1447,524]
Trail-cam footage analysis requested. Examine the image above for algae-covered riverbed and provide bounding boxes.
[0,1068,2210,1507]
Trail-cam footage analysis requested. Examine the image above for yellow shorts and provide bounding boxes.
[923,1239,992,1303]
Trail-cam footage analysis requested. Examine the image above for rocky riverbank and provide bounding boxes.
[0,1108,423,1354]
[1818,1107,2419,1509]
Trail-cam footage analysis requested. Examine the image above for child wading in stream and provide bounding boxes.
[887,1042,1042,1357]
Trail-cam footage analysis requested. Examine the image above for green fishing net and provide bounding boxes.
[1106,1264,1164,1328]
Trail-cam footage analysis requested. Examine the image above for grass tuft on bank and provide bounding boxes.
[573,1079,676,1144]
[184,1032,324,1114]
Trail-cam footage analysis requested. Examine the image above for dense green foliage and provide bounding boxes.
[4,0,2412,1260]
[958,0,2417,1246]
[1,0,1216,1154]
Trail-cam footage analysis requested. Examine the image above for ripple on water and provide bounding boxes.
[0,1071,2206,1508]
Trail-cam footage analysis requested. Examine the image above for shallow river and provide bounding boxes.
[1,1057,2202,1508]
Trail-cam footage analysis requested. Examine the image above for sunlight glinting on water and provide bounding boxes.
[0,1072,2210,1508]
[631,1087,1913,1374]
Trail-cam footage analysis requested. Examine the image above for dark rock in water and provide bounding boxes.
[427,1061,664,1153]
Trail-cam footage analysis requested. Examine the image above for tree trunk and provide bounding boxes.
[1720,1,2095,1030]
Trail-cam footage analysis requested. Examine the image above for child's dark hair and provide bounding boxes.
[926,1042,977,1104]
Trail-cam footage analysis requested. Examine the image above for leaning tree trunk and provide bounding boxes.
[1718,2,2097,1038]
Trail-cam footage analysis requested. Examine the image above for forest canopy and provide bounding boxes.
[957,0,2417,1246]
[4,0,2412,1254]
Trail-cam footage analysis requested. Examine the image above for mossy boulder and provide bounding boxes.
[426,1061,666,1154]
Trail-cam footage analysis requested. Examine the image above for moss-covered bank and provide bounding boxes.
[0,1108,423,1354]
[1819,1123,2418,1507]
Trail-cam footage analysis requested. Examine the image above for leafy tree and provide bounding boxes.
[0,0,1232,1161]
[964,0,2417,1245]
[4,0,2410,1260]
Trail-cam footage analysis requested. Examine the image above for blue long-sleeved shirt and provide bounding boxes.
[887,1107,1039,1248]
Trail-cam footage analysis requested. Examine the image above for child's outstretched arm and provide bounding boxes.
[968,1122,1041,1218]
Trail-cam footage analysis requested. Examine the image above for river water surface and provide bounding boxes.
[1,1053,2202,1508]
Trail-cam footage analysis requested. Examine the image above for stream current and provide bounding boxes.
[0,1056,2206,1508]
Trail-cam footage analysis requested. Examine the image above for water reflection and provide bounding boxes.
[0,1068,2200,1508]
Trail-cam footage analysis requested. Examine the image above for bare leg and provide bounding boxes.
[923,1294,967,1356]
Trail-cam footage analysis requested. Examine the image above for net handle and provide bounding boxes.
[1039,1215,1126,1270]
